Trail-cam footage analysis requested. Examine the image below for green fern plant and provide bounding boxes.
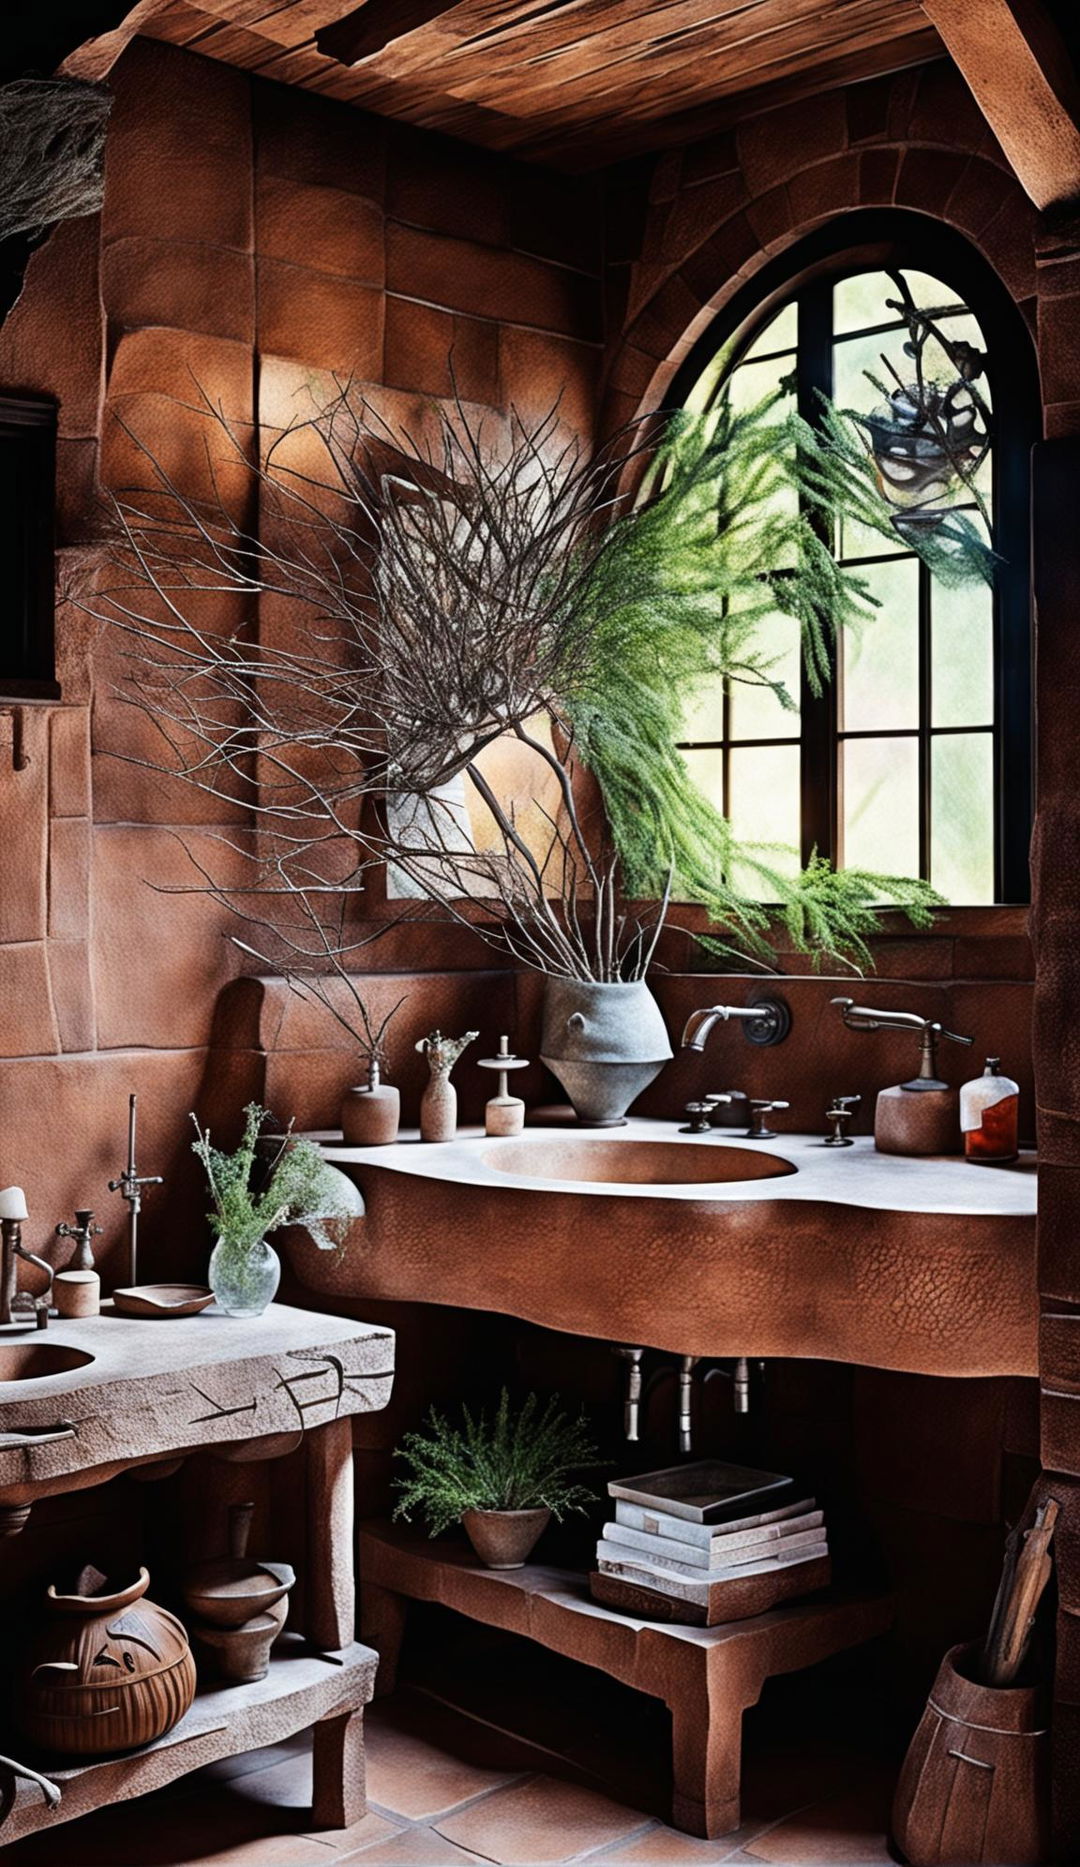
[564,390,945,969]
[393,1389,601,1537]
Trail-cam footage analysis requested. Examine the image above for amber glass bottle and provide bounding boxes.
[960,1057,1019,1163]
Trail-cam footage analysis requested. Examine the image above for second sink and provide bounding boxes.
[479,1138,796,1187]
[0,1343,95,1383]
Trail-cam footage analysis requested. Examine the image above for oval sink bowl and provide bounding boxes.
[0,1343,95,1383]
[479,1139,795,1186]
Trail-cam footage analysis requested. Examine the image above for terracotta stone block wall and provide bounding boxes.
[0,36,603,1287]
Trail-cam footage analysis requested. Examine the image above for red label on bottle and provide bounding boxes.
[965,1092,1019,1161]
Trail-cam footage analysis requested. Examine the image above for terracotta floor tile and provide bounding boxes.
[434,1774,652,1864]
[221,1750,402,1850]
[340,1828,487,1864]
[742,1786,894,1864]
[601,1823,756,1862]
[364,1703,522,1821]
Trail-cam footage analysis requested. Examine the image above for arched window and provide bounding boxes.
[670,212,1038,906]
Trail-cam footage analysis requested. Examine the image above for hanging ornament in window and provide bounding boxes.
[860,270,991,537]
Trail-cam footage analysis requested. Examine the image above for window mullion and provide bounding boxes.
[796,279,836,870]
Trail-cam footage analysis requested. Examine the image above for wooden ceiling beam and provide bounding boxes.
[919,0,1080,208]
[316,0,468,64]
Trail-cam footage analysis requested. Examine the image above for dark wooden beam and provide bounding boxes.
[317,0,463,65]
[920,0,1080,208]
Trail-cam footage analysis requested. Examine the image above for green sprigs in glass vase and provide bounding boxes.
[191,1102,356,1315]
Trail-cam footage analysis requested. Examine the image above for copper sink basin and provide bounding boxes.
[479,1138,796,1187]
[0,1343,95,1382]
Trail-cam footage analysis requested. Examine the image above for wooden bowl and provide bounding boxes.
[112,1285,214,1319]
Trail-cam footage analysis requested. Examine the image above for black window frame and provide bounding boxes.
[0,392,59,700]
[665,210,1039,907]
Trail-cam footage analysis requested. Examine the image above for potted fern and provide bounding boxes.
[191,1102,357,1317]
[393,1389,601,1569]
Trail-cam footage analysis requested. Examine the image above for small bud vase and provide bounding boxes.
[416,1029,478,1142]
[340,1059,400,1146]
[208,1237,281,1318]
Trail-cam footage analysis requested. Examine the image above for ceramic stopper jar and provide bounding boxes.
[340,1060,400,1146]
[961,1057,1020,1163]
[21,1567,196,1756]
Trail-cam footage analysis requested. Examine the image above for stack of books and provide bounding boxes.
[590,1461,830,1626]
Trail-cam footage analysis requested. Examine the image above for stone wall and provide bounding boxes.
[0,38,604,1285]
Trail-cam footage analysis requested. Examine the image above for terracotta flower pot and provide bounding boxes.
[462,1507,552,1569]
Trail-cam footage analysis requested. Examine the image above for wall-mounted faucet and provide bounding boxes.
[681,997,791,1051]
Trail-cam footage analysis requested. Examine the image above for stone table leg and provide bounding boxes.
[306,1417,355,1651]
[360,1580,409,1697]
[312,1706,365,1829]
[667,1661,748,1840]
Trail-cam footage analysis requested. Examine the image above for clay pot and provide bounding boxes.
[183,1502,295,1684]
[21,1567,196,1756]
[193,1596,289,1683]
[462,1507,551,1569]
[891,1642,1049,1865]
[540,979,672,1126]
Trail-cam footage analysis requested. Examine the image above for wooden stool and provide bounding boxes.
[359,1520,893,1839]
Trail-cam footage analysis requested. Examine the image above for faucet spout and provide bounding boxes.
[681,996,791,1051]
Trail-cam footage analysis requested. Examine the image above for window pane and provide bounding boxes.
[742,300,797,360]
[833,327,898,418]
[932,579,993,727]
[679,669,726,745]
[842,737,919,877]
[728,743,801,890]
[727,354,795,417]
[931,732,994,902]
[682,745,725,813]
[834,269,965,336]
[729,610,801,741]
[841,557,920,731]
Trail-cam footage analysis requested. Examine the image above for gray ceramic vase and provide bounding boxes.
[540,978,673,1126]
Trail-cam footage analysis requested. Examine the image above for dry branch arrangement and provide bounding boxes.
[88,375,943,992]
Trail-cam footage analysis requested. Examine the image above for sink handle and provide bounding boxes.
[746,1099,789,1139]
[0,1422,76,1450]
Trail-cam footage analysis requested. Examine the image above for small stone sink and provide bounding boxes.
[478,1138,796,1187]
[0,1343,95,1383]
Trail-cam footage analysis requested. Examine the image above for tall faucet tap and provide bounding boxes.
[681,996,791,1051]
[0,1188,54,1329]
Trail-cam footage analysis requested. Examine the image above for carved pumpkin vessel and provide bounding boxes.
[22,1566,196,1756]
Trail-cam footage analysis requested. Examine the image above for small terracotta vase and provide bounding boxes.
[416,1029,478,1143]
[462,1507,551,1569]
[21,1566,196,1756]
[341,1061,400,1146]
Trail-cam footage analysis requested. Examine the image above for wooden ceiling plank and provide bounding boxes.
[919,0,1080,209]
[138,2,221,48]
[435,0,920,115]
[438,0,913,91]
[533,27,943,162]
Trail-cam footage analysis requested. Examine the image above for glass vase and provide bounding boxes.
[208,1237,281,1318]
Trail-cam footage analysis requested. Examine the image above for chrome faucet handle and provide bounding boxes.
[824,1095,861,1147]
[746,1098,789,1139]
[680,1102,714,1134]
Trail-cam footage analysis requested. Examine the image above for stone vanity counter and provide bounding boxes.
[293,1124,1037,1379]
[0,1302,395,1508]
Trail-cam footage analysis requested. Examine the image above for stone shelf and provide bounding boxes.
[359,1520,894,1839]
[1,1636,378,1844]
